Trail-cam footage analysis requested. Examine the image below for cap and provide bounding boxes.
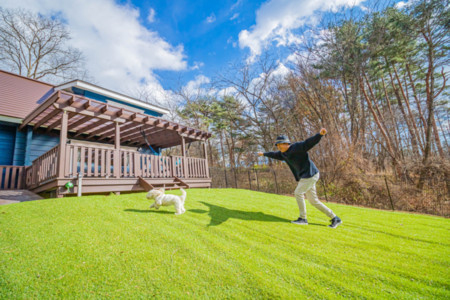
[275,135,291,145]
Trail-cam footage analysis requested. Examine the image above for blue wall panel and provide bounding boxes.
[13,127,26,166]
[29,133,59,163]
[0,124,16,165]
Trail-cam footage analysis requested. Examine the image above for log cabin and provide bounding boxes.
[0,70,211,197]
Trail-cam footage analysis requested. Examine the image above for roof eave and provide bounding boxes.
[55,80,170,115]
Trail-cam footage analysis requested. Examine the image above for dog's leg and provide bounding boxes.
[150,203,160,210]
[174,202,184,215]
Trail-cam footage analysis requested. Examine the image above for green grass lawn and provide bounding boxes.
[0,188,448,299]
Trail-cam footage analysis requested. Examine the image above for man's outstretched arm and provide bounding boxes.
[257,151,283,161]
[299,128,327,152]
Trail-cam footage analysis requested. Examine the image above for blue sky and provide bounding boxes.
[136,0,261,90]
[1,0,407,103]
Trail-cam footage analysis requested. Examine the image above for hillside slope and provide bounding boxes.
[0,189,448,299]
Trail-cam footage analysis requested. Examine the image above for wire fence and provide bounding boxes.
[209,166,449,217]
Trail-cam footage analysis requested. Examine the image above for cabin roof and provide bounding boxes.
[0,70,169,120]
[0,70,54,119]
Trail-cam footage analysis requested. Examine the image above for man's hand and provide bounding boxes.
[257,152,264,156]
[320,128,327,136]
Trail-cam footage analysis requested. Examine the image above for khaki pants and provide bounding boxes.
[294,173,335,219]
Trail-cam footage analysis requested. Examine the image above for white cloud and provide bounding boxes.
[184,75,210,95]
[230,0,242,11]
[206,13,216,23]
[147,7,156,23]
[0,0,187,104]
[180,75,218,102]
[230,13,239,20]
[272,62,291,78]
[190,61,204,70]
[239,0,363,62]
[395,0,413,9]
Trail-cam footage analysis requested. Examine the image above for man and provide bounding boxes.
[258,129,342,228]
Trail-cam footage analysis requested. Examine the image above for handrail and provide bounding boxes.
[26,144,209,184]
[25,145,59,188]
[0,166,26,190]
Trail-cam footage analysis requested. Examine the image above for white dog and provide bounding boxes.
[146,188,187,215]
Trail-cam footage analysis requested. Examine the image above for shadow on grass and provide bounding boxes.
[190,201,292,226]
[307,223,327,227]
[124,209,173,214]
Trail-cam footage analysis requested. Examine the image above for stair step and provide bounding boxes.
[138,176,188,192]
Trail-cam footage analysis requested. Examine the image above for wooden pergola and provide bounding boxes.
[19,90,212,196]
[20,90,210,148]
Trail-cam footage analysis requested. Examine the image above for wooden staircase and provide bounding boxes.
[138,176,189,192]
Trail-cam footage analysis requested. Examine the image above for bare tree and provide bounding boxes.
[0,8,87,83]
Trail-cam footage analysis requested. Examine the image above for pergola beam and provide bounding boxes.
[97,122,140,141]
[82,120,113,139]
[33,108,61,131]
[120,125,162,142]
[46,112,75,133]
[99,122,143,141]
[53,103,126,123]
[67,115,92,131]
[74,119,110,138]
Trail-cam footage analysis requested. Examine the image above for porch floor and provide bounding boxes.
[0,190,43,205]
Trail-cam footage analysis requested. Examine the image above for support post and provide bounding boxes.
[181,136,188,178]
[77,173,83,197]
[113,122,121,178]
[57,110,68,178]
[203,141,210,178]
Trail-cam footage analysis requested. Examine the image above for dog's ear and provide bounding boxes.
[158,188,165,193]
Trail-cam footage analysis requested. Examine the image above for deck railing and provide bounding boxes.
[186,157,209,178]
[64,144,114,178]
[24,145,59,189]
[0,166,26,190]
[63,144,208,179]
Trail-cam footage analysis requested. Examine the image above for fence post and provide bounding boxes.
[254,168,260,191]
[224,168,228,188]
[384,175,395,211]
[272,168,279,194]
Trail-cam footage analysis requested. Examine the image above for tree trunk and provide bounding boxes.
[418,32,436,189]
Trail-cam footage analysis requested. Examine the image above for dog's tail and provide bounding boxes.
[179,188,187,203]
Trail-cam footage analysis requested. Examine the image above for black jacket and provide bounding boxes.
[264,134,322,181]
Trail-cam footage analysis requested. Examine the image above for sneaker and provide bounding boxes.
[329,216,342,228]
[291,217,308,225]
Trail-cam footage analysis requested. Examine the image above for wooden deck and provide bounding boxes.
[7,142,211,196]
[5,90,212,197]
